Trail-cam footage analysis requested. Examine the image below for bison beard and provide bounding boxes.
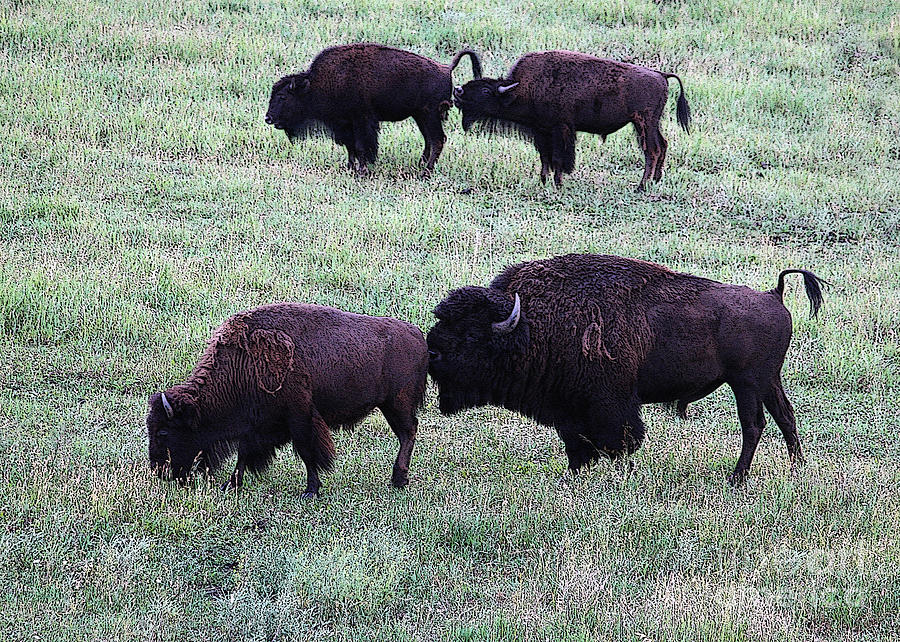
[147,303,428,497]
[427,254,826,485]
[453,50,691,190]
[265,43,482,176]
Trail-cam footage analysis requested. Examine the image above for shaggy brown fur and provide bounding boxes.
[427,254,826,485]
[453,50,690,190]
[147,303,428,498]
[265,43,482,175]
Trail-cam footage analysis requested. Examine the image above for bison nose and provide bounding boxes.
[264,115,273,124]
[453,86,462,97]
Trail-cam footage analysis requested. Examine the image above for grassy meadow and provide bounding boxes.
[2,0,899,639]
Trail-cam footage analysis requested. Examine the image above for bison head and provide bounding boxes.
[427,286,528,415]
[147,391,206,482]
[452,79,519,131]
[265,73,313,141]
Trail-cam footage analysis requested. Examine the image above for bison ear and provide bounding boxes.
[289,75,310,94]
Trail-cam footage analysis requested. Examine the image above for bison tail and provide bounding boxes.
[449,49,483,79]
[775,269,829,319]
[662,72,691,134]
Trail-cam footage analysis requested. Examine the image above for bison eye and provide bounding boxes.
[157,430,168,437]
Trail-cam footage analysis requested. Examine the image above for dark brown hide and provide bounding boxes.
[147,303,428,497]
[427,254,825,485]
[265,43,482,175]
[453,50,690,190]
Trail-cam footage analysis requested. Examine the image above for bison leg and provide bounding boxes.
[763,377,804,469]
[533,130,553,184]
[329,121,357,171]
[728,383,766,486]
[653,130,668,182]
[560,429,600,472]
[221,457,246,491]
[220,434,282,491]
[412,115,431,166]
[413,111,446,177]
[352,117,379,176]
[551,123,576,189]
[588,403,647,460]
[633,115,658,192]
[380,400,419,489]
[289,407,335,499]
[345,147,358,171]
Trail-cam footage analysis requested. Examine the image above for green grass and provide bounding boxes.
[1,0,899,639]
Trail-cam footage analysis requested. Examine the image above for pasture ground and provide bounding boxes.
[1,0,899,639]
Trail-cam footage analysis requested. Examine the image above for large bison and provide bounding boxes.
[265,43,482,176]
[452,50,690,190]
[147,303,428,497]
[426,254,826,485]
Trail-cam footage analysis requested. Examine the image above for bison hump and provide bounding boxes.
[248,329,295,394]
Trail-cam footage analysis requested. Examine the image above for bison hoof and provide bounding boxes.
[727,470,748,487]
[390,476,409,490]
[300,490,319,500]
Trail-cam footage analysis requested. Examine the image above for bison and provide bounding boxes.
[147,303,428,497]
[426,254,826,485]
[265,43,482,176]
[452,50,691,191]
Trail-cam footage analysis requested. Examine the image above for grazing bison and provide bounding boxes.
[265,43,482,175]
[452,50,691,190]
[147,303,427,497]
[427,254,826,485]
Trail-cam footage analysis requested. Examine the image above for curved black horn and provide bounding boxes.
[161,392,174,419]
[497,82,519,94]
[492,293,521,335]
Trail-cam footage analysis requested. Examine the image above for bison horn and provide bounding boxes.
[497,82,519,94]
[492,293,521,335]
[161,392,174,419]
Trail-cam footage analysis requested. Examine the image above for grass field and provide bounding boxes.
[2,0,900,639]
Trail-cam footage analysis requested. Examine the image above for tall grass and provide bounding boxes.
[1,0,898,639]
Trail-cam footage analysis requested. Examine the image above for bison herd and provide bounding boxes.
[265,43,691,190]
[148,254,826,496]
[147,43,826,496]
